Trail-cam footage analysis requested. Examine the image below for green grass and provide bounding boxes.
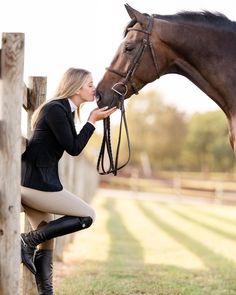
[56,191,236,295]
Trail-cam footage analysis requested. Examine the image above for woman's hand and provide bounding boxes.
[88,106,117,124]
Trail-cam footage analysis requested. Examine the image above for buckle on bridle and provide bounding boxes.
[111,82,128,97]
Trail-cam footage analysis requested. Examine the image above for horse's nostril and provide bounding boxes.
[96,91,104,107]
[96,91,101,102]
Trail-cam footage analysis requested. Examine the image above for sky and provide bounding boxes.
[1,0,236,129]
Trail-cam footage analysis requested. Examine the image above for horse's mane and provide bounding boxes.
[124,11,236,36]
[155,11,234,27]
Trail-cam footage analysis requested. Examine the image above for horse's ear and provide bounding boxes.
[124,3,148,27]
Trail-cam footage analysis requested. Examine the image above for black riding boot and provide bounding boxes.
[21,215,92,274]
[35,249,54,295]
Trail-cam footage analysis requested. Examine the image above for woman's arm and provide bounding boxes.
[45,104,95,156]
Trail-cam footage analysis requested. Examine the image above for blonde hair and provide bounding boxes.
[31,68,91,130]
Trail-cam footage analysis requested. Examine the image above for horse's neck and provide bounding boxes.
[158,20,235,68]
[156,19,236,115]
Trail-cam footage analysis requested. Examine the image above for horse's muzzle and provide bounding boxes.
[96,90,104,108]
[96,89,120,109]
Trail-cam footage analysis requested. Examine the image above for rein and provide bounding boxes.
[97,95,131,176]
[97,16,159,176]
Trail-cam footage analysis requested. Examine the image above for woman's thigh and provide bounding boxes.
[21,186,96,221]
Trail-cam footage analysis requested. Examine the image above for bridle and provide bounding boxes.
[107,15,160,95]
[97,15,159,176]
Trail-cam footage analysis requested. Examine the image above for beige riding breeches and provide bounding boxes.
[21,185,96,231]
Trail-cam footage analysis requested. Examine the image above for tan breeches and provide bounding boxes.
[21,186,96,249]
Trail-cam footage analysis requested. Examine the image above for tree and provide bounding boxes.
[123,91,187,173]
[182,111,235,172]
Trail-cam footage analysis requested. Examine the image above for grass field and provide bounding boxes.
[56,189,236,295]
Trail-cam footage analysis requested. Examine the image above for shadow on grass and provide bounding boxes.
[104,198,144,268]
[137,200,236,274]
[56,198,236,295]
[165,205,236,242]
[187,206,236,227]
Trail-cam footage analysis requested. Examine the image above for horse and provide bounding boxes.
[96,4,236,154]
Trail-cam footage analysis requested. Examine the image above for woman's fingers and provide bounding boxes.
[103,107,117,113]
[101,107,117,117]
[100,106,109,110]
[89,106,117,123]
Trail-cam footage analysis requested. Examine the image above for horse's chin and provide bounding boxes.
[96,96,117,109]
[96,88,135,109]
[126,92,133,99]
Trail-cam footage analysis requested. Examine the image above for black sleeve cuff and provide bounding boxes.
[84,121,96,132]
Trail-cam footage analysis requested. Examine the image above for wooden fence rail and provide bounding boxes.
[105,175,236,205]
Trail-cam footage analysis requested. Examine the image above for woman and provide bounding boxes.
[21,67,116,294]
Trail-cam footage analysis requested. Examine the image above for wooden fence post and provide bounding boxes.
[22,76,47,294]
[0,33,24,295]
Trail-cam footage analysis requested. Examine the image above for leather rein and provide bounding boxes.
[97,16,159,176]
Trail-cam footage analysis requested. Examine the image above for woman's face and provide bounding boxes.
[78,74,96,102]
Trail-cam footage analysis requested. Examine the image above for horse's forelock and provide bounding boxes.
[124,19,137,37]
[123,13,151,37]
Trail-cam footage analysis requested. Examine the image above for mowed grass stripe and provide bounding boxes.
[58,196,166,295]
[57,196,208,294]
[115,197,205,270]
[143,201,236,264]
[137,200,236,293]
[104,197,144,265]
[189,205,236,226]
[70,194,111,262]
[165,203,236,242]
[193,203,236,221]
[168,202,236,230]
[57,194,236,295]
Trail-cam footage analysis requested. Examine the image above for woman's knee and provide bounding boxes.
[81,208,96,229]
[89,208,96,223]
[72,205,96,226]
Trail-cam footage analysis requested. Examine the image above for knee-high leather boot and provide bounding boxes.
[35,249,54,295]
[21,215,93,274]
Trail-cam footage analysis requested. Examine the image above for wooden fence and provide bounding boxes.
[0,33,98,295]
[0,33,25,295]
[104,175,236,205]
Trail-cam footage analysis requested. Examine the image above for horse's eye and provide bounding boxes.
[124,44,135,53]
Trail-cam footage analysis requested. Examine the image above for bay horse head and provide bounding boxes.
[96,4,161,109]
[97,4,236,153]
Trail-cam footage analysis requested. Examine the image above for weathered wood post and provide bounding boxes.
[22,76,47,294]
[0,33,25,295]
